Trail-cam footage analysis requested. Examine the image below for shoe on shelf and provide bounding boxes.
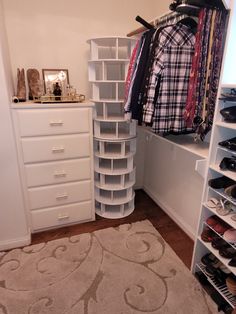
[219,246,236,259]
[206,215,221,227]
[225,184,236,199]
[220,106,236,123]
[211,237,229,250]
[213,222,230,235]
[201,252,220,267]
[219,156,236,172]
[223,228,236,244]
[219,137,236,152]
[208,176,235,189]
[201,227,215,243]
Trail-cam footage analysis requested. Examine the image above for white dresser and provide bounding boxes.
[12,102,95,232]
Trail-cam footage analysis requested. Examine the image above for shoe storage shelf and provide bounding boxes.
[192,85,236,310]
[88,37,137,219]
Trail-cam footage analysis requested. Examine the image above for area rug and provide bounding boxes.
[0,220,218,314]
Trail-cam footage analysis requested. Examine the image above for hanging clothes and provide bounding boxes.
[184,8,228,140]
[142,23,195,134]
[124,28,156,121]
[124,5,228,138]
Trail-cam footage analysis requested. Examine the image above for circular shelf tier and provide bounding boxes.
[95,195,135,219]
[94,151,135,159]
[95,179,135,191]
[95,192,134,206]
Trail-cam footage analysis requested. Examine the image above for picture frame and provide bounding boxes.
[42,69,69,95]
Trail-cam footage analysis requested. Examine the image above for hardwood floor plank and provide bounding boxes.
[32,189,194,268]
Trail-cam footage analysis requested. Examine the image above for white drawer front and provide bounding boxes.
[31,201,93,231]
[28,180,92,210]
[22,134,90,163]
[17,108,91,136]
[25,158,91,187]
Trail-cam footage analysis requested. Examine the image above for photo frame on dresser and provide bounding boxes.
[42,69,69,95]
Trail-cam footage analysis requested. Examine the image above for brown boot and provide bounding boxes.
[16,68,26,102]
[27,68,40,100]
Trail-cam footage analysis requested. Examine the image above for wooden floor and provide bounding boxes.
[32,189,194,269]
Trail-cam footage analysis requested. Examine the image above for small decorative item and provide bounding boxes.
[53,82,62,100]
[16,68,26,102]
[42,69,69,95]
[27,69,41,100]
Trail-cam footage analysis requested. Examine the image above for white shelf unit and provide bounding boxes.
[88,37,137,219]
[191,1,236,308]
[192,89,236,308]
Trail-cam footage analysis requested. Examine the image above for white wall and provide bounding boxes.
[2,0,169,98]
[222,0,236,85]
[0,0,30,250]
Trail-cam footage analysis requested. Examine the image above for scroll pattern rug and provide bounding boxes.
[0,220,217,314]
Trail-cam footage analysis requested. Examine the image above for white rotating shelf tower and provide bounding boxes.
[88,37,137,219]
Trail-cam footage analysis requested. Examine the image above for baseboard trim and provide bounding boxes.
[143,187,195,240]
[0,232,31,251]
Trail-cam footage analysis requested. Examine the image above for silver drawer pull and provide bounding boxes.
[58,213,69,220]
[52,146,65,153]
[56,193,68,200]
[50,120,64,126]
[54,170,67,178]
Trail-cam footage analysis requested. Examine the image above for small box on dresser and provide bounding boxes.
[12,102,95,233]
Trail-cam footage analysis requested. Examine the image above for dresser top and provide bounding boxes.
[11,101,94,109]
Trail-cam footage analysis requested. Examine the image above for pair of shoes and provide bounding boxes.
[225,184,236,199]
[201,252,220,267]
[219,246,236,259]
[219,137,236,152]
[211,237,229,250]
[220,106,236,123]
[206,215,230,235]
[208,176,235,189]
[226,274,236,295]
[223,228,236,244]
[206,197,234,216]
[219,156,236,172]
[201,227,215,242]
[221,88,236,102]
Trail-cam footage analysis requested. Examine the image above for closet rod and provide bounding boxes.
[127,10,183,37]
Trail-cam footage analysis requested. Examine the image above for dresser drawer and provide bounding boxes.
[16,108,91,136]
[21,134,90,163]
[25,158,91,187]
[28,180,92,210]
[31,201,93,231]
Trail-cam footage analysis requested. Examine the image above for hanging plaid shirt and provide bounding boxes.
[142,23,195,134]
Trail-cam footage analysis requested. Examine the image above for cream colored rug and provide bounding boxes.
[0,220,218,314]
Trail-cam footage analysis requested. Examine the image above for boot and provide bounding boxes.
[16,68,26,102]
[27,68,40,100]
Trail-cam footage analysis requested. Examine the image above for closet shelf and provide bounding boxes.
[88,59,130,62]
[216,121,236,130]
[94,134,136,141]
[94,151,135,159]
[94,166,133,176]
[218,146,236,156]
[141,126,209,158]
[90,99,124,103]
[94,116,126,122]
[203,202,236,229]
[95,193,134,206]
[197,237,236,276]
[89,80,125,83]
[95,179,135,191]
[95,205,134,219]
[210,164,236,181]
[203,221,236,250]
[208,186,236,207]
[196,262,236,308]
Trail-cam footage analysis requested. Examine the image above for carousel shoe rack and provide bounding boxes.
[87,37,137,219]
